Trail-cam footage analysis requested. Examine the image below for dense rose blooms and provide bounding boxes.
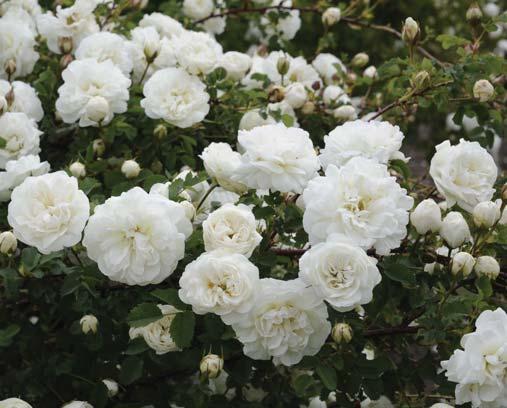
[183,0,214,19]
[141,67,210,128]
[128,26,163,82]
[2,7,37,36]
[441,308,507,407]
[129,304,180,354]
[167,30,223,75]
[0,80,43,122]
[8,171,90,254]
[0,112,41,169]
[322,85,350,106]
[319,120,405,169]
[238,101,298,130]
[0,18,38,80]
[430,139,497,212]
[440,211,471,248]
[75,32,133,75]
[410,198,442,234]
[299,239,381,311]
[56,59,131,127]
[0,398,33,408]
[0,0,42,18]
[179,250,260,323]
[312,53,347,84]
[138,12,184,38]
[83,187,192,286]
[0,155,50,201]
[200,143,246,192]
[202,204,262,257]
[217,51,252,81]
[259,0,301,42]
[231,278,331,366]
[36,0,99,54]
[303,158,413,254]
[233,124,320,193]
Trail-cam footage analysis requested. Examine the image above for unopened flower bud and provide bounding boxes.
[301,101,315,115]
[466,3,483,23]
[410,198,442,234]
[473,201,501,228]
[58,36,73,54]
[0,95,7,114]
[80,314,98,334]
[200,354,223,379]
[473,79,494,102]
[102,379,119,397]
[474,256,500,279]
[411,70,430,90]
[60,54,73,69]
[502,184,507,201]
[284,82,307,109]
[440,212,471,248]
[153,124,167,140]
[0,231,17,254]
[276,56,290,76]
[351,52,369,68]
[4,59,16,77]
[331,322,352,344]
[180,200,196,220]
[69,161,86,178]
[151,159,163,174]
[92,139,105,157]
[333,105,357,121]
[86,96,110,124]
[363,65,377,79]
[322,7,341,26]
[268,85,285,103]
[121,159,141,179]
[401,17,420,44]
[451,252,475,277]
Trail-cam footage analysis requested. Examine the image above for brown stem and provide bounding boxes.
[363,325,420,337]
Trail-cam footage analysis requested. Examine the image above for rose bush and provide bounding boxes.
[0,0,506,407]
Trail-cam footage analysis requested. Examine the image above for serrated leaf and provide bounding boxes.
[127,303,162,328]
[316,364,337,390]
[381,256,419,286]
[150,288,188,310]
[170,311,195,349]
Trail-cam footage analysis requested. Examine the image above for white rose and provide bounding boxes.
[363,65,378,79]
[0,80,43,122]
[129,304,180,354]
[322,85,350,106]
[441,308,507,407]
[0,112,41,169]
[167,31,223,75]
[200,14,227,36]
[410,198,442,234]
[200,353,224,379]
[319,120,405,169]
[500,207,507,226]
[322,7,341,26]
[8,171,90,254]
[473,79,494,102]
[121,159,141,179]
[333,105,357,121]
[299,239,381,311]
[312,53,346,84]
[180,250,260,323]
[0,18,38,79]
[233,124,320,194]
[429,404,454,408]
[430,139,497,212]
[360,396,394,408]
[217,51,251,81]
[102,379,119,397]
[303,158,414,255]
[451,252,475,277]
[283,82,307,108]
[194,187,240,224]
[1,7,37,37]
[474,255,500,279]
[138,12,184,38]
[472,200,501,228]
[36,0,99,54]
[128,26,162,83]
[62,401,93,408]
[0,398,33,408]
[69,162,86,178]
[75,32,133,76]
[141,67,210,128]
[183,0,214,19]
[202,203,262,257]
[56,59,131,127]
[83,187,192,286]
[401,17,420,43]
[440,211,471,248]
[231,278,331,366]
[0,0,42,18]
[258,0,301,42]
[331,322,353,344]
[80,314,98,334]
[0,155,50,201]
[200,143,246,193]
[0,231,17,254]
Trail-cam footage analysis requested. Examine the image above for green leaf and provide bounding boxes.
[0,324,20,347]
[436,34,470,49]
[127,303,163,328]
[60,272,82,296]
[150,288,188,310]
[475,275,493,298]
[21,247,41,272]
[293,374,314,396]
[316,364,337,390]
[170,311,195,349]
[119,356,144,385]
[125,337,150,355]
[381,256,419,286]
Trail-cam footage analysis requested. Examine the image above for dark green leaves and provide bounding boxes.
[150,288,188,310]
[381,256,420,286]
[119,356,144,385]
[316,364,337,390]
[0,324,20,347]
[127,303,163,328]
[170,311,195,349]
